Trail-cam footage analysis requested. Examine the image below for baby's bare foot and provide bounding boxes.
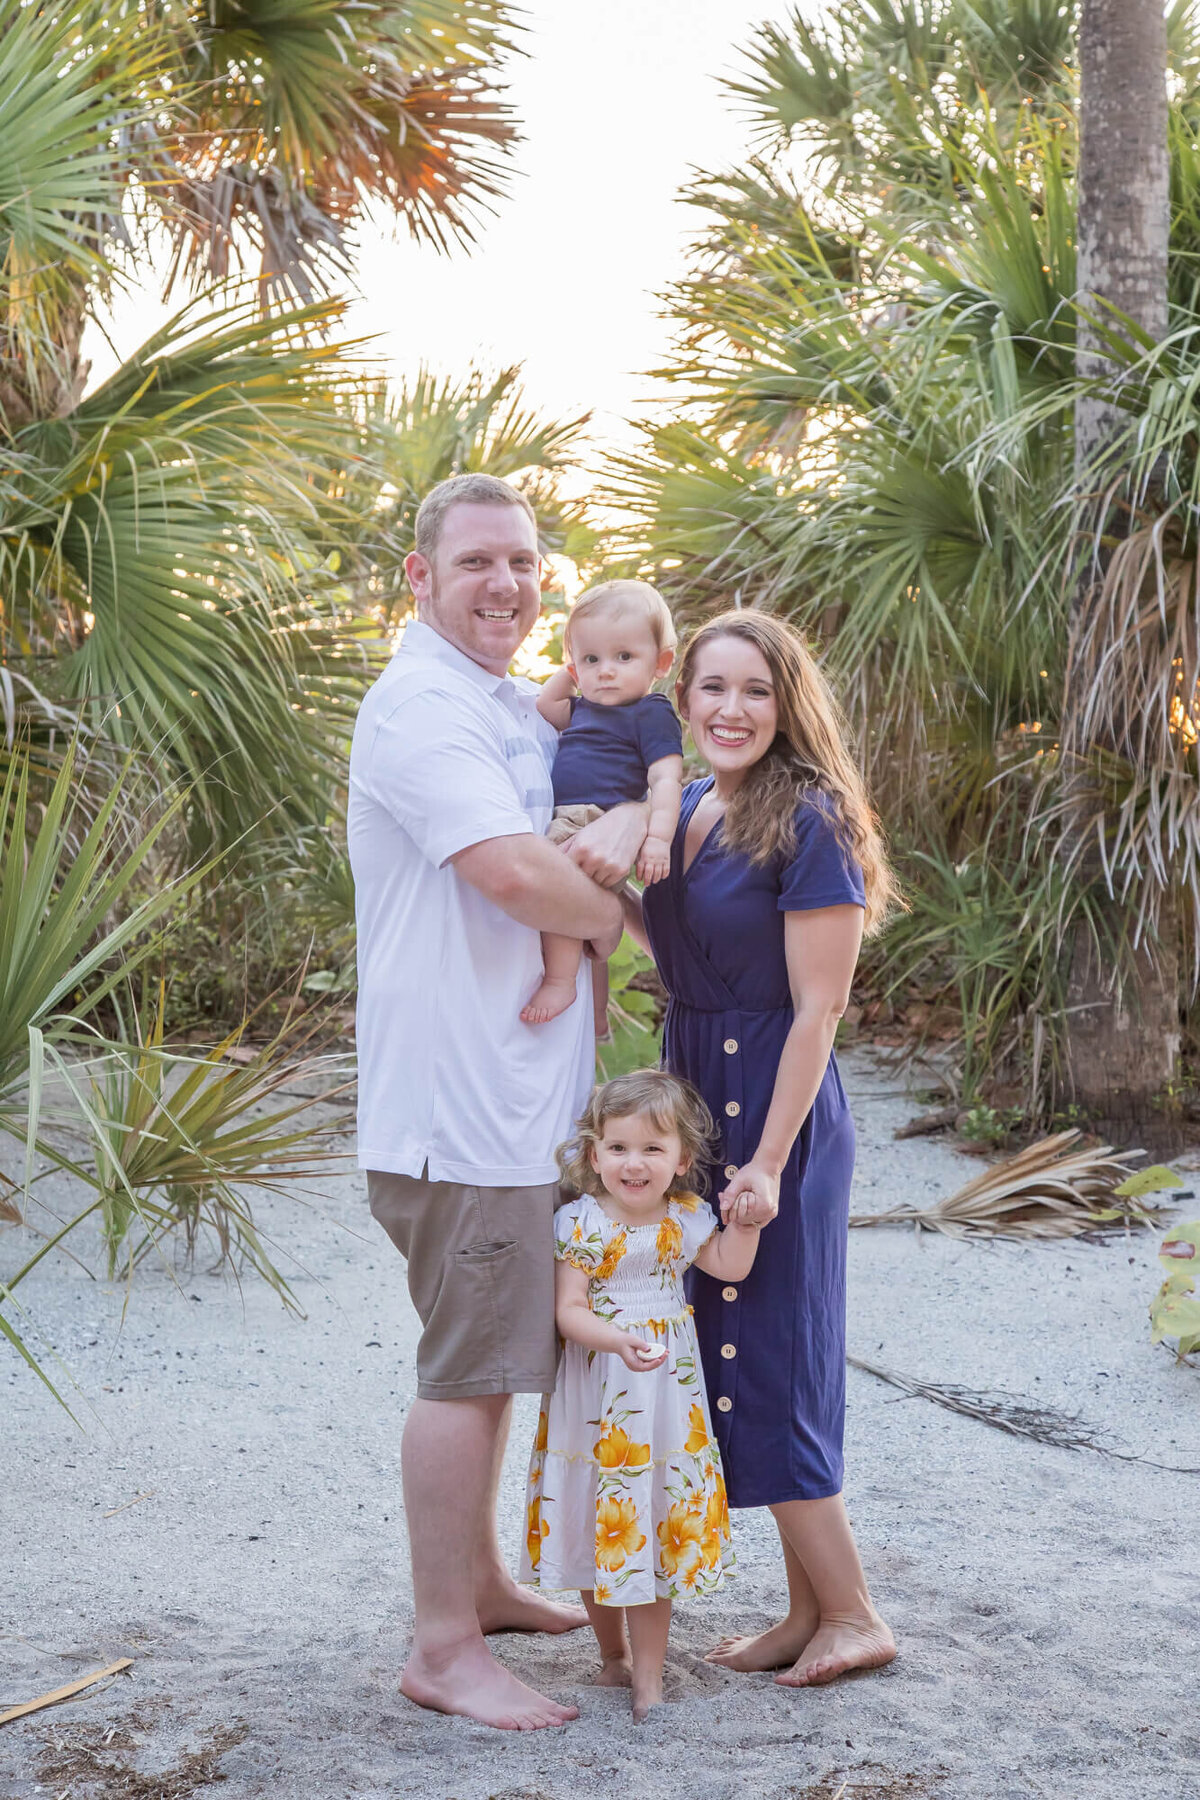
[593,1654,633,1688]
[520,976,577,1025]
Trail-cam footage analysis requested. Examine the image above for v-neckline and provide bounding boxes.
[680,777,724,880]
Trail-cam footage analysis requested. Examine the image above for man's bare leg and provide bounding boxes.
[399,1393,578,1729]
[473,1397,587,1637]
[705,1523,821,1669]
[771,1493,896,1688]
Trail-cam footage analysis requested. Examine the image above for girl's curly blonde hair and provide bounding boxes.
[556,1070,716,1201]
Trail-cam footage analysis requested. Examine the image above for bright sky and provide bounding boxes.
[86,1,799,451]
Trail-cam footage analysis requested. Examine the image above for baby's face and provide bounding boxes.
[568,609,672,706]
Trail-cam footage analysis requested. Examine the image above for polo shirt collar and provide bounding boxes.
[400,619,516,699]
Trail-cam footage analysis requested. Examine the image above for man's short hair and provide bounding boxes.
[414,474,537,561]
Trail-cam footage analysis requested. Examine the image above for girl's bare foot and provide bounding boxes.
[520,975,577,1024]
[705,1612,820,1671]
[775,1610,896,1688]
[401,1639,578,1730]
[593,1653,633,1687]
[631,1673,664,1723]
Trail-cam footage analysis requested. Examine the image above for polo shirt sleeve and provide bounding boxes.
[636,694,684,767]
[365,687,535,868]
[778,794,867,912]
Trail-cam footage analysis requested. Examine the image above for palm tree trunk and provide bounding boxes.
[1064,0,1175,1136]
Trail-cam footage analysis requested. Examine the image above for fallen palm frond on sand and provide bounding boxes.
[849,1130,1181,1239]
[847,1357,1200,1473]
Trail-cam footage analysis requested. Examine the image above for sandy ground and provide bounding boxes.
[3,1048,1199,1800]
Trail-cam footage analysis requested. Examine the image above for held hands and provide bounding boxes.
[617,1334,668,1373]
[719,1161,780,1229]
[636,833,671,886]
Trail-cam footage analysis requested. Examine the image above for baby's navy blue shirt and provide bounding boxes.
[551,692,684,809]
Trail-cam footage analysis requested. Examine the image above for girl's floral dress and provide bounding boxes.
[519,1191,735,1607]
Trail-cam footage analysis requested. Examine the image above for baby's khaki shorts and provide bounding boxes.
[367,1170,560,1399]
[546,801,604,846]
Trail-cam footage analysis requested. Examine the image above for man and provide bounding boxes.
[347,473,646,1730]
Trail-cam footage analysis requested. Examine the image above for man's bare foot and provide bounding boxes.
[400,1639,578,1731]
[631,1673,664,1723]
[705,1613,820,1671]
[477,1582,588,1637]
[520,976,577,1025]
[775,1611,896,1688]
[593,1653,633,1688]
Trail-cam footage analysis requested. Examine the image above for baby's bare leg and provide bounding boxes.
[520,932,582,1025]
[627,1596,671,1722]
[581,1589,631,1685]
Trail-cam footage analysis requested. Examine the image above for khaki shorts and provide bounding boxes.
[546,802,604,846]
[367,1170,560,1400]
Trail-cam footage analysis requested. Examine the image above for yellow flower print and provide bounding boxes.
[594,1228,627,1282]
[700,1475,730,1568]
[534,1408,549,1454]
[594,1424,652,1472]
[684,1403,709,1454]
[571,1219,584,1244]
[596,1496,646,1571]
[526,1498,549,1571]
[593,1581,613,1605]
[655,1216,683,1267]
[656,1500,704,1577]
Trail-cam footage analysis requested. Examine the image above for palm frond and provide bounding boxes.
[849,1129,1157,1238]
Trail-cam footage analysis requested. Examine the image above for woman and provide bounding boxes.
[621,610,898,1688]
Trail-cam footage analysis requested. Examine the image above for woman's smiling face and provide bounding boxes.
[679,633,779,781]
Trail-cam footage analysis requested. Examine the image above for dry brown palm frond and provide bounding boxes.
[847,1356,1200,1472]
[849,1129,1154,1239]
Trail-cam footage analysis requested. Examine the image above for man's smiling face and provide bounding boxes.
[405,500,542,675]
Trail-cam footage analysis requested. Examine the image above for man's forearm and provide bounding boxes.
[451,833,622,938]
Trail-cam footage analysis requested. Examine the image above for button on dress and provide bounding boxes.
[642,778,866,1508]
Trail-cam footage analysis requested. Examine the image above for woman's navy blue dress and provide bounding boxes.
[642,777,865,1508]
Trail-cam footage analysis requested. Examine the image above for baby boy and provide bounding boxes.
[521,580,684,1025]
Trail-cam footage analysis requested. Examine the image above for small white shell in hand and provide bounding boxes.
[636,1344,666,1362]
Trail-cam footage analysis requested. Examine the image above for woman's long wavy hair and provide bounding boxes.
[677,611,899,936]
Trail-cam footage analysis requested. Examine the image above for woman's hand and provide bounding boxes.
[719,1161,780,1228]
[617,1335,668,1373]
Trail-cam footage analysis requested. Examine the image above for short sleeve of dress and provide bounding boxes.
[677,1198,719,1267]
[554,1195,605,1272]
[636,694,684,768]
[778,794,866,914]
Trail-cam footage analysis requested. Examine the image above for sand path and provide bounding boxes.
[3,1051,1198,1799]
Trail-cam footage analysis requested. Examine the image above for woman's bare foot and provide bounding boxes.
[593,1653,633,1687]
[775,1611,896,1688]
[401,1638,578,1730]
[518,979,575,1022]
[520,975,577,1025]
[705,1612,820,1671]
[631,1673,664,1723]
[477,1581,588,1637]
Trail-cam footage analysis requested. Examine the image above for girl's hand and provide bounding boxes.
[617,1335,667,1373]
[636,834,671,885]
[719,1161,780,1228]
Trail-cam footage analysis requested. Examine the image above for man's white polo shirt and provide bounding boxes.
[347,620,595,1185]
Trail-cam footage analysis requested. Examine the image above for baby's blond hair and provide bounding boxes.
[563,579,677,660]
[556,1070,715,1200]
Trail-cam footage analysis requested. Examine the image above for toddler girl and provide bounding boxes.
[520,581,684,1025]
[519,1070,762,1721]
